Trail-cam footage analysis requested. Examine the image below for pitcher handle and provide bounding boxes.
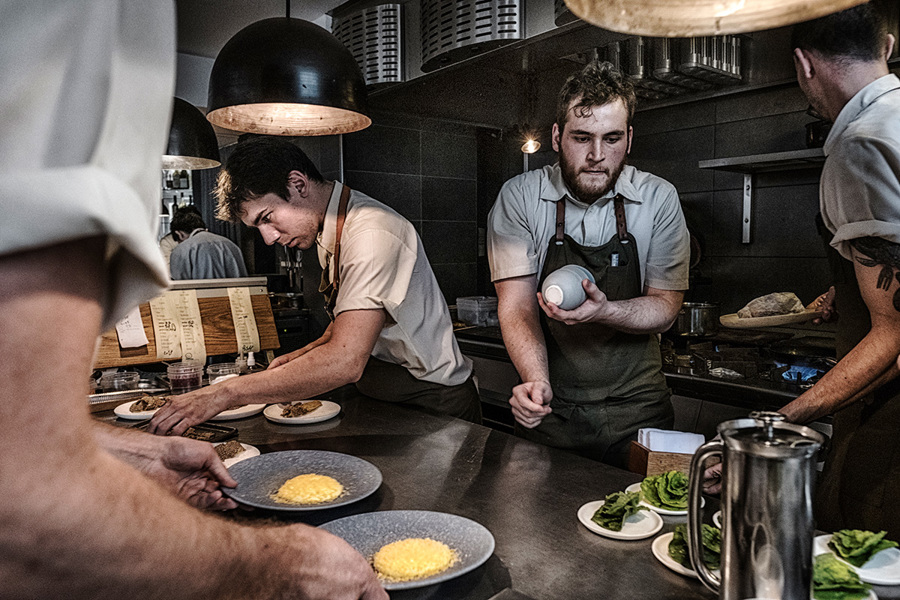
[689,439,723,594]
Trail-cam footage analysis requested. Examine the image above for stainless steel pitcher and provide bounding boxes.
[688,411,824,600]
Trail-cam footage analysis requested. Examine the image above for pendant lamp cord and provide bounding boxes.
[285,0,290,18]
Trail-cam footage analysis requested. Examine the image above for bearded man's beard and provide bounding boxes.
[559,147,626,204]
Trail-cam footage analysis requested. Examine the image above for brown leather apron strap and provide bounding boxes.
[331,183,352,291]
[555,199,565,245]
[613,194,629,243]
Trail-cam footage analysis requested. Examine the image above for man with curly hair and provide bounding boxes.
[487,61,690,468]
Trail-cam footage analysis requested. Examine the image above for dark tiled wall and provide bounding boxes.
[628,84,832,314]
[341,111,479,305]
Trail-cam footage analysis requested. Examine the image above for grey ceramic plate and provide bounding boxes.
[224,450,382,511]
[319,510,495,590]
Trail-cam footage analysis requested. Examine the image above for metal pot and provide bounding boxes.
[672,302,719,337]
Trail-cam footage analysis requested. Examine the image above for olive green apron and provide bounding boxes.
[318,184,482,424]
[517,195,673,468]
[814,215,900,539]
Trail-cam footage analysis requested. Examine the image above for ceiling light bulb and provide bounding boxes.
[521,139,541,154]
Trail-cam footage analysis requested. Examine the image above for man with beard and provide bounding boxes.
[487,61,690,468]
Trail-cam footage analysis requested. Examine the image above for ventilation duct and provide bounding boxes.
[420,0,523,72]
[333,4,404,87]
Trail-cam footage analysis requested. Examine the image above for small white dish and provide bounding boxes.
[214,442,259,468]
[652,532,698,578]
[577,500,663,540]
[263,400,341,425]
[814,534,900,585]
[210,403,266,421]
[712,510,722,528]
[114,399,162,420]
[625,482,702,516]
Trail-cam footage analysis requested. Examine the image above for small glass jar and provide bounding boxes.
[168,361,203,392]
[207,362,240,384]
[100,371,140,391]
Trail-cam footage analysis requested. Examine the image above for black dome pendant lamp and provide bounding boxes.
[206,2,371,136]
[163,97,221,169]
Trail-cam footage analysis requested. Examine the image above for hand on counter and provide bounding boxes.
[141,436,239,511]
[148,386,228,436]
[510,380,553,428]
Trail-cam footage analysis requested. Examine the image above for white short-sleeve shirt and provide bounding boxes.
[821,74,900,261]
[0,1,175,330]
[317,183,472,386]
[487,163,690,290]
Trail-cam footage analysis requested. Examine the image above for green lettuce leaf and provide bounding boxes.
[667,524,721,570]
[641,470,689,510]
[813,554,871,600]
[828,529,899,568]
[591,491,644,532]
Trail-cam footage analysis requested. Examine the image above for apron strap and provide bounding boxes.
[555,199,565,246]
[332,183,352,291]
[613,194,629,243]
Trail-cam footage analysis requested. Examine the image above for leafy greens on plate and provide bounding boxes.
[828,529,899,568]
[668,523,721,570]
[641,470,689,511]
[590,491,644,532]
[813,554,872,600]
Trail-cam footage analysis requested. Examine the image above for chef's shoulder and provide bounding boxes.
[490,165,555,217]
[344,190,419,248]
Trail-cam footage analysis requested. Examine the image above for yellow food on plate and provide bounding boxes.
[372,538,457,582]
[273,474,343,504]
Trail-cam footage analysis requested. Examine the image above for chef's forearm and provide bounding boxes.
[496,280,550,383]
[595,289,683,334]
[780,328,900,423]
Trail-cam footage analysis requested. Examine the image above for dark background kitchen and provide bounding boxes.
[175,0,900,434]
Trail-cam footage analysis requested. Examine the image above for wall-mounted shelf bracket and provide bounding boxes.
[698,147,825,244]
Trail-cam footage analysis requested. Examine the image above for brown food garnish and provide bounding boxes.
[282,400,322,418]
[183,427,216,441]
[215,440,245,461]
[130,394,169,412]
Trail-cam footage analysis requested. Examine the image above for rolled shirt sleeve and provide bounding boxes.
[487,176,542,281]
[644,184,690,291]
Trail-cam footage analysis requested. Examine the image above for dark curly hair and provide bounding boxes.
[215,137,324,223]
[791,3,889,62]
[170,205,206,235]
[556,60,636,133]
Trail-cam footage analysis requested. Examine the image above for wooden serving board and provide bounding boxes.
[94,295,279,369]
[719,308,821,329]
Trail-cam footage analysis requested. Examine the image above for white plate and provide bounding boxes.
[713,510,722,528]
[719,308,821,329]
[114,399,163,420]
[625,482,702,516]
[577,500,663,540]
[214,442,260,468]
[210,403,266,421]
[263,401,341,424]
[652,532,698,578]
[814,534,900,585]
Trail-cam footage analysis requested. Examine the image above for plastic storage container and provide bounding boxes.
[456,296,499,327]
[207,362,240,384]
[168,361,203,392]
[100,371,140,391]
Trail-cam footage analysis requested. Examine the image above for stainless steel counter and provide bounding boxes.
[96,388,900,599]
[98,388,716,600]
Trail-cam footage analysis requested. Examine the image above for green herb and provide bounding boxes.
[828,529,899,568]
[591,491,644,532]
[813,554,871,600]
[640,470,689,511]
[667,523,721,570]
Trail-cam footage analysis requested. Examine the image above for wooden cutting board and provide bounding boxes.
[719,308,821,329]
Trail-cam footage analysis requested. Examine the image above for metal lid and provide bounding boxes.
[718,411,823,459]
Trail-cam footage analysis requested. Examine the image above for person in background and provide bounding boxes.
[776,3,900,539]
[486,61,690,468]
[0,3,386,599]
[149,137,481,435]
[169,205,248,279]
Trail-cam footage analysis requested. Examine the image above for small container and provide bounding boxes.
[541,265,595,310]
[207,362,240,384]
[456,296,499,327]
[168,361,203,392]
[100,371,140,391]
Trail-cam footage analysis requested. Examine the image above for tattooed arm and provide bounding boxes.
[780,238,900,423]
